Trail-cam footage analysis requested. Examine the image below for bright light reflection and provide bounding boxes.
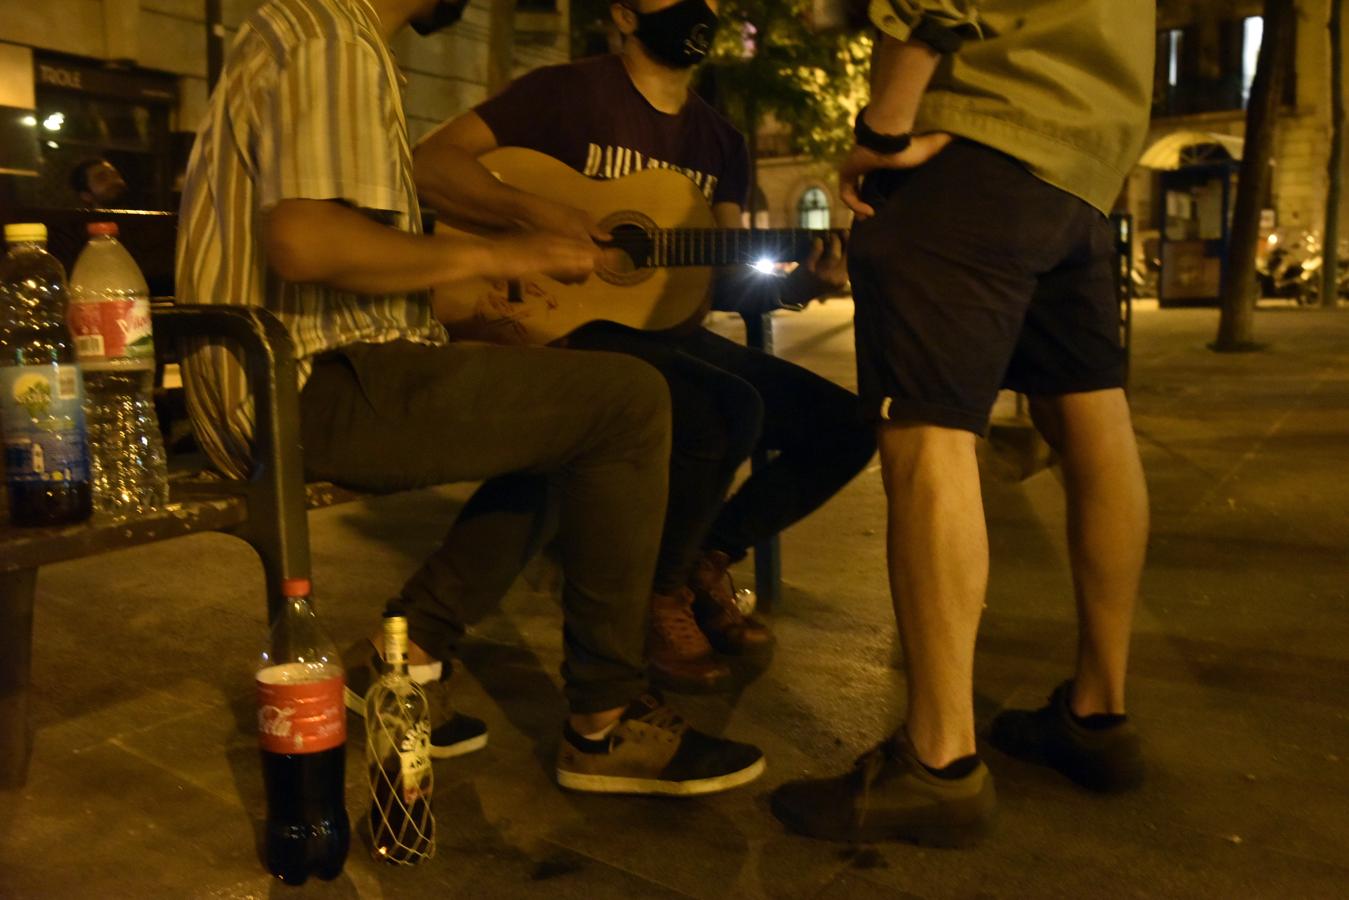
[753,258,777,275]
[19,114,36,127]
[42,112,64,131]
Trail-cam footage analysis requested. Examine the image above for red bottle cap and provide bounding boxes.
[280,577,311,597]
[87,221,119,237]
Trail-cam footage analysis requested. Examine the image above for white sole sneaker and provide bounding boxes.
[430,732,489,759]
[556,755,765,796]
[346,685,489,759]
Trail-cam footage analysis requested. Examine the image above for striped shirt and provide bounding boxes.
[175,0,446,479]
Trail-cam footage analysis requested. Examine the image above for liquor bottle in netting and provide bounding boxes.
[365,612,435,864]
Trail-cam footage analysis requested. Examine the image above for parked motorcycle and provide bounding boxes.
[1256,230,1320,305]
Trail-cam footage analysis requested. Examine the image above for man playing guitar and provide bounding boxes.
[413,0,875,691]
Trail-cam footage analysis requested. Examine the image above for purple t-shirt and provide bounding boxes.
[475,54,750,209]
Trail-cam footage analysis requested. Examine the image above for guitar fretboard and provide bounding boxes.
[607,227,842,269]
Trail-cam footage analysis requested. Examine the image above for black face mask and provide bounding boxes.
[411,0,467,36]
[632,0,720,69]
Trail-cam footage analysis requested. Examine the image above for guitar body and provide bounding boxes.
[433,147,717,346]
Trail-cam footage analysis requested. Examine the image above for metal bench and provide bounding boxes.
[0,304,320,788]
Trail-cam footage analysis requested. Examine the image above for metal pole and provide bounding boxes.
[1323,0,1345,307]
[206,0,225,91]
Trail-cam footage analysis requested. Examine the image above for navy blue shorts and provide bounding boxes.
[849,140,1127,434]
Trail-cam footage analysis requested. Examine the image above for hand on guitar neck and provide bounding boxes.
[781,233,849,309]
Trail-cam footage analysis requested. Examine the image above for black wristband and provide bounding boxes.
[854,106,913,155]
[911,17,966,55]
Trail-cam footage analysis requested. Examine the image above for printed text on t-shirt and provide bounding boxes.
[582,143,720,202]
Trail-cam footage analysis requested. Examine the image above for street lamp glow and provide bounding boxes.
[42,113,64,131]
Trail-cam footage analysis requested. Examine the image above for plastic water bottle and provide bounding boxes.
[68,222,168,517]
[0,223,93,527]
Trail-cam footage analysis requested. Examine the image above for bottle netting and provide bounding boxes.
[365,678,435,865]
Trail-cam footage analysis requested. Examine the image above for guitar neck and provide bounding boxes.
[621,228,843,269]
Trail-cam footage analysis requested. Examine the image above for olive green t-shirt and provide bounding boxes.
[869,0,1157,214]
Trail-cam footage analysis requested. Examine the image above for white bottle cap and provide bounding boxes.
[4,223,47,244]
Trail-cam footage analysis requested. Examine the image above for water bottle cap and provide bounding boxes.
[4,223,46,244]
[87,221,119,237]
[280,577,311,597]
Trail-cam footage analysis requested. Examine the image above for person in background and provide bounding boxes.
[70,157,128,209]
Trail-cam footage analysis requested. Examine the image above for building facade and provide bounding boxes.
[1125,0,1348,290]
[752,0,1348,276]
[0,0,570,212]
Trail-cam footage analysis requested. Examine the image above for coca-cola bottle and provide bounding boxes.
[366,613,435,864]
[256,577,349,885]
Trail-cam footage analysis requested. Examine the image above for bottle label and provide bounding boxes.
[256,665,346,754]
[397,720,433,805]
[69,293,154,370]
[0,365,91,484]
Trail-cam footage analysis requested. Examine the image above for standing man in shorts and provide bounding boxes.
[771,0,1155,844]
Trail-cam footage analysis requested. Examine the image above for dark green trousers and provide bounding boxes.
[298,340,670,714]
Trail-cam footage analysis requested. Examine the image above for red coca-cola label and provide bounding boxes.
[256,664,346,754]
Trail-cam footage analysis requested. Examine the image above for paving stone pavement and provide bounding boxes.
[2,302,1346,899]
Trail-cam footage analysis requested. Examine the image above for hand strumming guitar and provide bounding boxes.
[525,195,612,246]
[484,231,601,285]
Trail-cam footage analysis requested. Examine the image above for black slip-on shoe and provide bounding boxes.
[989,681,1143,793]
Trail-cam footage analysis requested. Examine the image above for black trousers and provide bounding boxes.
[390,324,875,649]
[570,324,876,587]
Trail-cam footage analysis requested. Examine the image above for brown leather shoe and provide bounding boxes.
[689,550,773,656]
[648,587,731,691]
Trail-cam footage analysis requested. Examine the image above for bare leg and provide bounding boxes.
[1029,389,1148,717]
[877,422,987,767]
[569,708,624,734]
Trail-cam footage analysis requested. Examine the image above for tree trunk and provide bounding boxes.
[487,0,517,95]
[1323,0,1344,308]
[746,96,760,230]
[206,0,224,90]
[1215,0,1297,350]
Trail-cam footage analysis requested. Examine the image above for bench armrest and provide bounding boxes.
[150,303,311,611]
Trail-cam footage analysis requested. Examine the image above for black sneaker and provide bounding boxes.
[989,681,1143,793]
[555,693,765,796]
[342,639,488,759]
[770,732,996,847]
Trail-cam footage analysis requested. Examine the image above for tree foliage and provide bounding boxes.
[702,0,871,160]
[570,0,871,160]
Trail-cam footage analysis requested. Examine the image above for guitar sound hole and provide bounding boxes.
[597,220,657,287]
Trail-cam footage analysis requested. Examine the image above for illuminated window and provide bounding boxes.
[797,187,830,230]
[1242,16,1264,106]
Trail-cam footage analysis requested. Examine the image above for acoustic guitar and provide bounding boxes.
[432,147,845,346]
